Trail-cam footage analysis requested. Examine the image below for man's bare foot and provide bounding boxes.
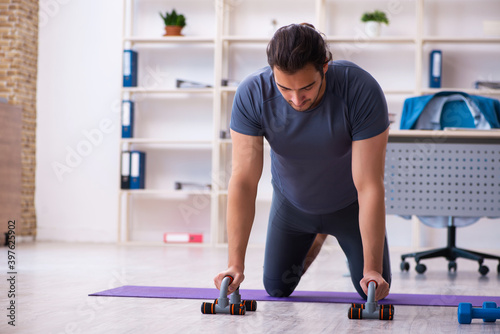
[303,233,328,274]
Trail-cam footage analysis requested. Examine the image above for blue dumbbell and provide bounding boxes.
[458,302,499,324]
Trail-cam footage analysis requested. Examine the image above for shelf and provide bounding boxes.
[121,139,213,148]
[422,37,500,44]
[421,88,500,95]
[219,138,232,145]
[124,36,215,44]
[222,36,271,43]
[117,241,211,247]
[222,86,414,95]
[120,0,500,245]
[326,36,416,44]
[219,139,271,149]
[384,90,415,95]
[121,87,214,94]
[221,86,238,93]
[222,35,418,44]
[120,189,212,197]
[218,190,272,202]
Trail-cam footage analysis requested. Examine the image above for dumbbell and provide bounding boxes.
[457,302,500,324]
[348,281,394,320]
[201,276,257,315]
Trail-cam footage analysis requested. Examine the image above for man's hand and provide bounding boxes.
[360,270,389,301]
[214,266,245,295]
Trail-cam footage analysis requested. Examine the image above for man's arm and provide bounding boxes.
[351,127,389,301]
[213,130,263,294]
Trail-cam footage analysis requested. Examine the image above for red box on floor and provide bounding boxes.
[163,233,203,243]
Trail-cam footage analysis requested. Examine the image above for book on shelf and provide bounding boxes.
[123,50,138,87]
[174,79,240,89]
[120,151,131,189]
[121,151,145,190]
[221,79,240,87]
[121,100,134,138]
[474,81,500,90]
[429,50,442,89]
[388,113,396,124]
[130,151,146,189]
[174,181,211,190]
[163,233,203,243]
[219,130,231,139]
[176,79,212,89]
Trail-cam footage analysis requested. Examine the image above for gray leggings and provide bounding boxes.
[263,185,392,300]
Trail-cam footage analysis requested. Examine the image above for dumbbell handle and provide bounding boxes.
[471,308,500,320]
[365,281,377,314]
[217,276,236,309]
[220,276,233,296]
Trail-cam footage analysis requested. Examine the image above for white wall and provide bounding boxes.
[36,0,500,248]
[36,0,124,242]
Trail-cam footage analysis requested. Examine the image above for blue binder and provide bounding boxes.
[130,151,146,189]
[429,50,442,88]
[121,100,134,138]
[123,50,138,87]
[120,151,131,189]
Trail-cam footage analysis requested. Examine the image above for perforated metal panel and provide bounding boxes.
[384,138,500,217]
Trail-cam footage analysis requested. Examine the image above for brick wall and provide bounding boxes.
[0,0,38,236]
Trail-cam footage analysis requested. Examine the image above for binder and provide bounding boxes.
[123,49,138,87]
[163,233,203,243]
[120,151,131,189]
[130,151,146,189]
[429,50,442,88]
[176,79,212,88]
[474,81,500,90]
[121,100,134,138]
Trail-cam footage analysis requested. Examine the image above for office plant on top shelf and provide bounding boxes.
[361,10,389,37]
[159,9,186,36]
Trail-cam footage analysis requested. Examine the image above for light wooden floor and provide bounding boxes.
[1,241,499,333]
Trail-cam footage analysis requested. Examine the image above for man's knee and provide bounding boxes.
[263,275,296,298]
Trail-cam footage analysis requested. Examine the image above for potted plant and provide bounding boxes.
[159,9,186,36]
[361,10,389,37]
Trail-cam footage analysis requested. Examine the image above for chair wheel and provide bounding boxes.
[479,265,489,276]
[448,261,457,272]
[400,261,410,272]
[415,263,427,274]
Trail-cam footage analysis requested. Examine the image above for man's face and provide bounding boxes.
[273,63,327,112]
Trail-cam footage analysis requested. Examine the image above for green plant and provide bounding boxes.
[159,9,186,27]
[361,10,389,25]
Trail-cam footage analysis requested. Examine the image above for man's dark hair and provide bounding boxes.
[267,23,332,75]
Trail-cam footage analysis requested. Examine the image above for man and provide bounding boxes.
[214,23,391,301]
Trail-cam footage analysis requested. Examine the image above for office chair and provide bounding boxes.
[398,92,500,276]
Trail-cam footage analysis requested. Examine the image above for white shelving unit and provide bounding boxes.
[119,0,500,244]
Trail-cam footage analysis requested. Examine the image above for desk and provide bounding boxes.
[384,129,500,275]
[385,129,500,217]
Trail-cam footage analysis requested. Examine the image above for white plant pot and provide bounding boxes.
[365,21,381,37]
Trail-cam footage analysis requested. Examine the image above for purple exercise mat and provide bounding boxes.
[89,285,500,307]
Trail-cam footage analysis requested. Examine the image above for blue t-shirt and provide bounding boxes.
[230,60,389,214]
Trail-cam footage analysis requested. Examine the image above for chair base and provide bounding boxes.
[400,223,500,276]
